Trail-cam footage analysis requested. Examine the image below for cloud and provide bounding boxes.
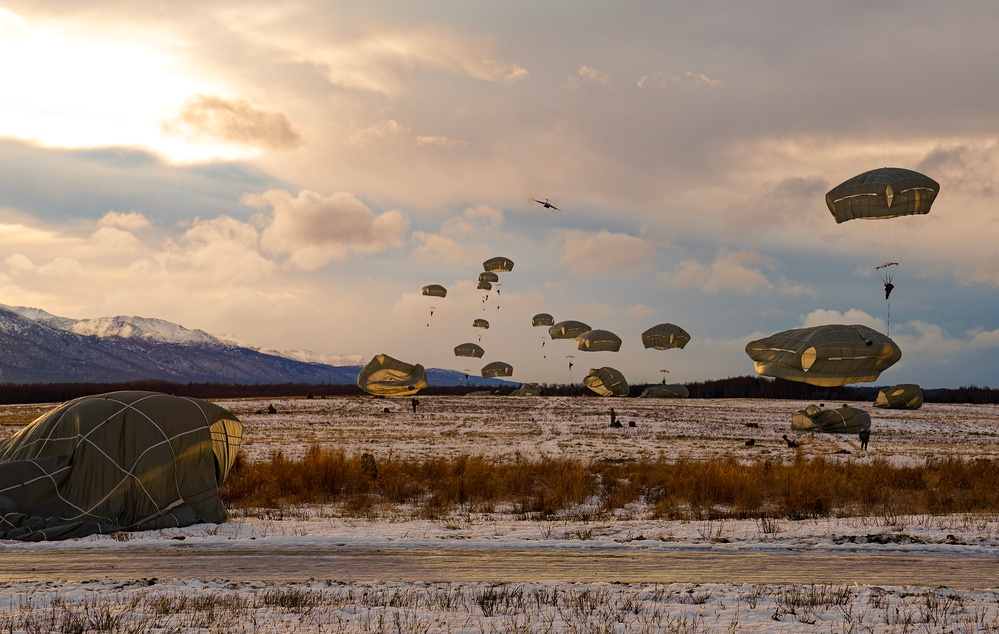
[411,231,478,267]
[415,135,469,148]
[801,308,884,331]
[349,119,410,145]
[441,205,503,238]
[671,249,776,294]
[4,253,82,277]
[165,94,303,150]
[637,70,722,89]
[99,210,151,232]
[555,229,655,276]
[246,189,409,270]
[567,65,612,91]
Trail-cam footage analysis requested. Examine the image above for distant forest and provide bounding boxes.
[0,376,997,405]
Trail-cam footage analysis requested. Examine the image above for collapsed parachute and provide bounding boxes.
[481,361,513,378]
[576,329,622,352]
[583,366,629,397]
[640,384,689,398]
[641,323,690,350]
[454,343,485,358]
[357,354,428,397]
[549,320,591,340]
[791,404,871,434]
[745,324,901,387]
[510,383,542,396]
[874,384,923,410]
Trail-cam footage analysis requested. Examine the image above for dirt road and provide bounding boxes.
[2,547,995,588]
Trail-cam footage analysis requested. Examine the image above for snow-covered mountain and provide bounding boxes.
[0,304,495,386]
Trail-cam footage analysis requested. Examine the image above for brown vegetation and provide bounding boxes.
[220,447,999,520]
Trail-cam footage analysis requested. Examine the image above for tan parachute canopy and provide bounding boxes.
[421,284,447,297]
[477,281,493,290]
[745,324,901,387]
[0,391,242,541]
[532,313,555,327]
[642,323,691,350]
[874,384,923,409]
[584,366,629,397]
[549,320,591,340]
[454,342,485,358]
[483,256,514,273]
[357,353,429,396]
[472,318,490,329]
[577,329,622,352]
[640,384,689,398]
[481,361,513,378]
[478,272,499,283]
[791,404,871,434]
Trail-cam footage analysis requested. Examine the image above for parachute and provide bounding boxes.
[478,272,499,283]
[532,313,555,327]
[454,343,485,358]
[481,361,513,378]
[874,384,923,410]
[477,281,493,290]
[640,384,689,398]
[421,284,447,297]
[472,318,490,329]
[745,324,901,387]
[576,329,622,352]
[548,320,591,340]
[357,354,428,397]
[583,366,629,397]
[483,257,514,273]
[641,323,691,350]
[791,404,871,434]
[826,167,940,325]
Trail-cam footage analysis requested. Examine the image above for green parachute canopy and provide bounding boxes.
[874,384,923,410]
[481,361,513,378]
[791,404,871,434]
[641,323,691,350]
[478,272,500,283]
[357,353,429,397]
[826,167,939,223]
[584,366,629,397]
[532,313,555,327]
[576,329,622,352]
[483,256,514,273]
[472,318,490,329]
[421,284,447,297]
[454,343,485,358]
[0,391,242,541]
[745,324,901,387]
[549,320,591,340]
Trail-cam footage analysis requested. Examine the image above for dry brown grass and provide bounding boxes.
[220,447,999,521]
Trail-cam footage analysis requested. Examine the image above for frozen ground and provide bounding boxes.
[2,395,999,632]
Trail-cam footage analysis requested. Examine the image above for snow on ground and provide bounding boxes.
[2,395,999,632]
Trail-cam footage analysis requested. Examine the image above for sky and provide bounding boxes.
[1,1,999,389]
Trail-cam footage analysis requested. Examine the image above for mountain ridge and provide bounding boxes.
[0,304,501,387]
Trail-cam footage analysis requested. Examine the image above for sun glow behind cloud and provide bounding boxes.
[0,9,252,163]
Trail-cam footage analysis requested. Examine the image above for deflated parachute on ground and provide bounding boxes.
[791,404,871,434]
[874,384,923,409]
[641,323,691,350]
[0,391,242,541]
[357,353,428,396]
[745,324,901,387]
[640,384,689,398]
[584,366,629,397]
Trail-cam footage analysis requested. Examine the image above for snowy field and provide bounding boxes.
[2,395,999,632]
